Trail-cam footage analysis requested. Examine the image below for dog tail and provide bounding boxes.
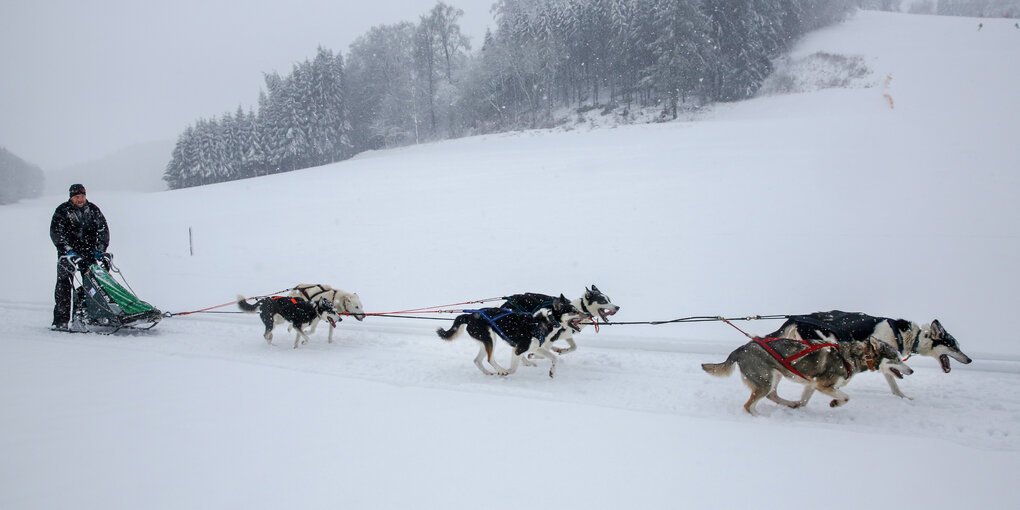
[701,349,740,377]
[436,314,471,340]
[237,295,260,312]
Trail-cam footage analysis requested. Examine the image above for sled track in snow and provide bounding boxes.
[3,300,1019,451]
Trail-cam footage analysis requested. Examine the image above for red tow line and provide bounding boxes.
[168,288,292,317]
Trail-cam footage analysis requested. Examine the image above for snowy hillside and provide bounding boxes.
[1,11,1018,510]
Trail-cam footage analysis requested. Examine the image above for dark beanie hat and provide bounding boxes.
[69,184,86,198]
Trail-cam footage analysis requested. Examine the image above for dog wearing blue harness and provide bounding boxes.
[500,285,620,354]
[436,295,586,377]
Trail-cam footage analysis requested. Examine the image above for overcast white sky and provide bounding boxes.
[0,0,496,171]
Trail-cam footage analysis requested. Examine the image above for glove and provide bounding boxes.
[93,251,103,261]
[66,250,78,260]
[97,252,112,270]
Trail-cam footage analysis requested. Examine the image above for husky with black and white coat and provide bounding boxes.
[238,295,341,349]
[436,295,587,377]
[765,310,971,399]
[499,285,620,354]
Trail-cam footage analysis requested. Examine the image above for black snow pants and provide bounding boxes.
[53,257,90,325]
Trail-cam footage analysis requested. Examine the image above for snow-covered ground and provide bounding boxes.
[2,10,1018,510]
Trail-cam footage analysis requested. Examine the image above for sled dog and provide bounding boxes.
[765,310,971,399]
[500,284,620,354]
[290,283,366,343]
[436,295,587,377]
[702,334,913,415]
[237,295,341,349]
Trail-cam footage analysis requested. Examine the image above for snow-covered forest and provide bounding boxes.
[162,0,856,189]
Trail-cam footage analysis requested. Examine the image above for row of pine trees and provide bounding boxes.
[164,0,856,189]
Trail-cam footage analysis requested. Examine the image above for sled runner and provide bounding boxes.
[64,256,163,333]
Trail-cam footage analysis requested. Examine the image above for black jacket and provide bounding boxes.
[50,200,109,256]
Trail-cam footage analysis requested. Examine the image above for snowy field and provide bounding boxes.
[2,10,1019,510]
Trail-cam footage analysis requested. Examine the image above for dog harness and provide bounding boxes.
[752,336,844,380]
[463,308,548,347]
[293,285,328,302]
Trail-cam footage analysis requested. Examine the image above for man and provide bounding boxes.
[49,184,110,329]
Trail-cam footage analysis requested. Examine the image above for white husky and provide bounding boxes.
[289,283,366,343]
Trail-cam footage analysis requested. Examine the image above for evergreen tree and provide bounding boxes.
[651,0,714,117]
[347,23,419,150]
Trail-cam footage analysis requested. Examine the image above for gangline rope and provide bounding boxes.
[166,291,789,327]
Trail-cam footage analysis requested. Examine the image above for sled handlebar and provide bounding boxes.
[62,252,113,265]
[61,253,83,265]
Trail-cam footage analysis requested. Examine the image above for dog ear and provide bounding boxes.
[591,284,600,293]
[868,336,885,353]
[930,319,945,338]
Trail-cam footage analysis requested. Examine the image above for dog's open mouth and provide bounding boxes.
[569,317,584,332]
[354,313,366,321]
[889,367,906,379]
[940,354,952,373]
[598,307,618,322]
[327,317,338,328]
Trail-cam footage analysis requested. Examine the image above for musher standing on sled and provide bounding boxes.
[50,184,110,330]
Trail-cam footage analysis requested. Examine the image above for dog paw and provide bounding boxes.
[829,399,847,408]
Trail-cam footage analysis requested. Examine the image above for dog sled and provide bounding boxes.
[64,254,163,333]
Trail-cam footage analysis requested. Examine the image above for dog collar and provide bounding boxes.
[579,297,594,318]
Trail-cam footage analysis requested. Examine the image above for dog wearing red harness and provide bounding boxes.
[765,310,970,400]
[237,294,341,349]
[701,333,913,415]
